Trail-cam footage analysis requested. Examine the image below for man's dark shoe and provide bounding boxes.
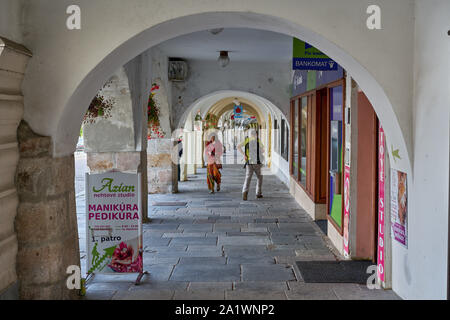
[256,194,263,198]
[242,191,248,201]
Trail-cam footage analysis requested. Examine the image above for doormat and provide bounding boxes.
[152,202,187,206]
[295,260,374,284]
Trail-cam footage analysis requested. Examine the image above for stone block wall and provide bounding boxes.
[147,139,175,194]
[0,37,31,299]
[87,152,141,173]
[15,121,80,299]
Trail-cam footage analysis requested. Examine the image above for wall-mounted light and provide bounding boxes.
[218,51,230,68]
[209,28,224,35]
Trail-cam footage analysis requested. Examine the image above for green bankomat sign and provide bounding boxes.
[292,38,338,71]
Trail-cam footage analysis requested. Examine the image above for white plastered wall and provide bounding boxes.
[392,0,450,300]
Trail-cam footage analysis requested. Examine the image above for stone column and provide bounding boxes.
[187,131,197,175]
[0,37,31,299]
[15,121,80,299]
[147,139,174,193]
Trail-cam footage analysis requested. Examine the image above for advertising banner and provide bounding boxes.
[343,165,350,258]
[292,38,338,71]
[377,125,386,282]
[234,105,243,119]
[86,172,143,275]
[390,169,408,248]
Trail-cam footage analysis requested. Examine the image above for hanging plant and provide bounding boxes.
[83,94,115,124]
[195,110,202,121]
[147,83,166,139]
[203,113,219,130]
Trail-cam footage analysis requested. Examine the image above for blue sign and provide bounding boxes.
[234,105,243,118]
[293,58,338,71]
[293,38,338,71]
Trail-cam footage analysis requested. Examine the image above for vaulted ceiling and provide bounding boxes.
[156,28,292,62]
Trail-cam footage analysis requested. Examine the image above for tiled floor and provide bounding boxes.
[76,153,399,300]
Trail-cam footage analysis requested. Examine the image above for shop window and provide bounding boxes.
[284,124,289,161]
[274,119,279,153]
[327,83,344,232]
[280,119,289,161]
[290,89,328,204]
[292,100,299,180]
[280,119,285,158]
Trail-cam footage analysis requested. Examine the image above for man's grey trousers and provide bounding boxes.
[242,164,263,195]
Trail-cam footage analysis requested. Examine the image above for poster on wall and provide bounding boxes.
[390,169,408,248]
[86,172,143,275]
[343,165,351,258]
[377,125,386,282]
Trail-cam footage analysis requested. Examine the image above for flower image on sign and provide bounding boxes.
[86,172,143,274]
[390,169,408,248]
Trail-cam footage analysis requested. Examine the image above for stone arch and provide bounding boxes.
[43,10,412,176]
[13,5,418,299]
[177,90,289,132]
[0,37,31,299]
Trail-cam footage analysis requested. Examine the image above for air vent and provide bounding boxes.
[168,59,188,81]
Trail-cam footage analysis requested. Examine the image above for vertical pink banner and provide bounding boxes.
[343,165,350,258]
[377,124,385,283]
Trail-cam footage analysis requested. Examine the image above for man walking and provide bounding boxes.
[238,128,265,200]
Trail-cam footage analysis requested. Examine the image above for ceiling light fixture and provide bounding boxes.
[218,51,230,68]
[209,28,224,35]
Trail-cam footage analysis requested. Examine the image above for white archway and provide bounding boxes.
[177,90,287,131]
[46,11,412,177]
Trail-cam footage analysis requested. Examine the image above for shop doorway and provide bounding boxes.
[354,91,378,261]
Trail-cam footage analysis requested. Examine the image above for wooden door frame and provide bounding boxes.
[326,79,346,236]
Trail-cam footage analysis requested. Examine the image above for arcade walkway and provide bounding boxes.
[79,159,399,300]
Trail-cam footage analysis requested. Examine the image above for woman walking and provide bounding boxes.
[205,134,223,193]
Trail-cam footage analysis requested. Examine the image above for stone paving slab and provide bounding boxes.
[170,237,217,245]
[178,224,214,232]
[143,237,171,246]
[170,264,241,282]
[227,256,276,265]
[234,281,289,291]
[128,280,189,291]
[179,257,227,265]
[83,289,117,300]
[188,282,233,290]
[285,283,339,300]
[218,236,271,245]
[242,265,296,282]
[77,163,399,300]
[163,232,206,238]
[226,290,287,300]
[142,265,175,281]
[144,257,180,266]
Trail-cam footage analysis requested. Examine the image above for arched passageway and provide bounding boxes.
[49,11,411,173]
[4,1,449,301]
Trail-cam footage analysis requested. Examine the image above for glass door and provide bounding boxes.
[328,84,344,231]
